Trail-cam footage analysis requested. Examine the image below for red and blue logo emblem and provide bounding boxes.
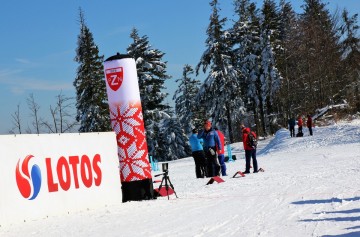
[15,155,42,200]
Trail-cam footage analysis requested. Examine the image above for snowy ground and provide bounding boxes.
[1,120,360,237]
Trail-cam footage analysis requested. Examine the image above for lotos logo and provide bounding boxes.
[15,154,102,200]
[105,67,123,91]
[45,154,102,192]
[16,155,42,200]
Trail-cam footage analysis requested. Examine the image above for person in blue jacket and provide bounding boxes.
[189,128,207,178]
[197,120,222,177]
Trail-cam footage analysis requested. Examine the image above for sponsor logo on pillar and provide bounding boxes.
[104,58,152,182]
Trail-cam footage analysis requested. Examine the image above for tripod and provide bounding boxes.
[155,171,178,200]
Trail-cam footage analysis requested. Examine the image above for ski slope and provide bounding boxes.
[1,120,360,237]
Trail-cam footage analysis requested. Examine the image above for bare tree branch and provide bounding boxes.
[41,91,79,133]
[27,93,42,134]
[10,103,22,134]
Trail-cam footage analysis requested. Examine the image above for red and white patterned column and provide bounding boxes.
[104,53,154,202]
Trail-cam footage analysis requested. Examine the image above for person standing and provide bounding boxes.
[241,125,258,174]
[214,127,227,176]
[297,116,303,135]
[189,129,207,178]
[307,115,313,136]
[198,120,222,177]
[288,117,296,137]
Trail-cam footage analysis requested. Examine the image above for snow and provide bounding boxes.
[1,120,360,237]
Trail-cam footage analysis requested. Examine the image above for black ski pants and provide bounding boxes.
[205,147,220,177]
[245,149,258,173]
[192,150,207,178]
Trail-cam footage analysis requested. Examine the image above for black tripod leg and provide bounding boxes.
[167,177,178,198]
[157,176,166,197]
[164,176,170,200]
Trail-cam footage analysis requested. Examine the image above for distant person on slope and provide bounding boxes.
[297,116,303,136]
[307,115,313,136]
[189,128,207,178]
[288,117,296,137]
[214,127,227,176]
[241,124,258,174]
[198,120,222,177]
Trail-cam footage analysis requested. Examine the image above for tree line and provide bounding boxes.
[174,0,359,142]
[10,0,359,161]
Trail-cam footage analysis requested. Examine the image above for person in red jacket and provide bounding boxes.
[241,125,258,174]
[215,127,227,176]
[297,116,303,134]
[307,114,313,136]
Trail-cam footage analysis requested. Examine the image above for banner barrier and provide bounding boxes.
[104,53,154,202]
[0,132,121,226]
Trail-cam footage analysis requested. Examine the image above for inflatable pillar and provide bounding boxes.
[103,53,154,202]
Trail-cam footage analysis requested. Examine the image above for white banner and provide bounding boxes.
[0,132,121,226]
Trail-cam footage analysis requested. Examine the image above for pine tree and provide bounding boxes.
[197,0,243,143]
[276,0,300,123]
[233,0,252,23]
[259,0,283,134]
[231,1,264,135]
[262,0,281,44]
[230,0,260,139]
[127,28,173,159]
[339,10,360,111]
[298,0,342,112]
[258,27,282,135]
[173,64,204,134]
[73,9,110,132]
[231,1,281,135]
[127,28,171,116]
[158,117,192,161]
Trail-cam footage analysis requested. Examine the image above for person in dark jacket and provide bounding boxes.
[241,125,258,174]
[307,115,313,136]
[288,117,296,137]
[189,129,207,178]
[198,120,222,177]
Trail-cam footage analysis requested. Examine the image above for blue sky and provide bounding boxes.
[0,0,358,134]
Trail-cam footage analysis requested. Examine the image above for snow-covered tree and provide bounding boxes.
[231,1,263,134]
[257,27,283,134]
[233,0,252,23]
[231,0,282,135]
[127,28,190,160]
[158,117,192,161]
[73,9,110,132]
[197,0,244,143]
[276,0,300,122]
[173,64,204,134]
[127,28,171,117]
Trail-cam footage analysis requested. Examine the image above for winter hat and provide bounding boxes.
[204,120,212,126]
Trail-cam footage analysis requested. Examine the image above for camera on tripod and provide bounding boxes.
[153,162,178,199]
[162,163,168,172]
[155,162,169,177]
